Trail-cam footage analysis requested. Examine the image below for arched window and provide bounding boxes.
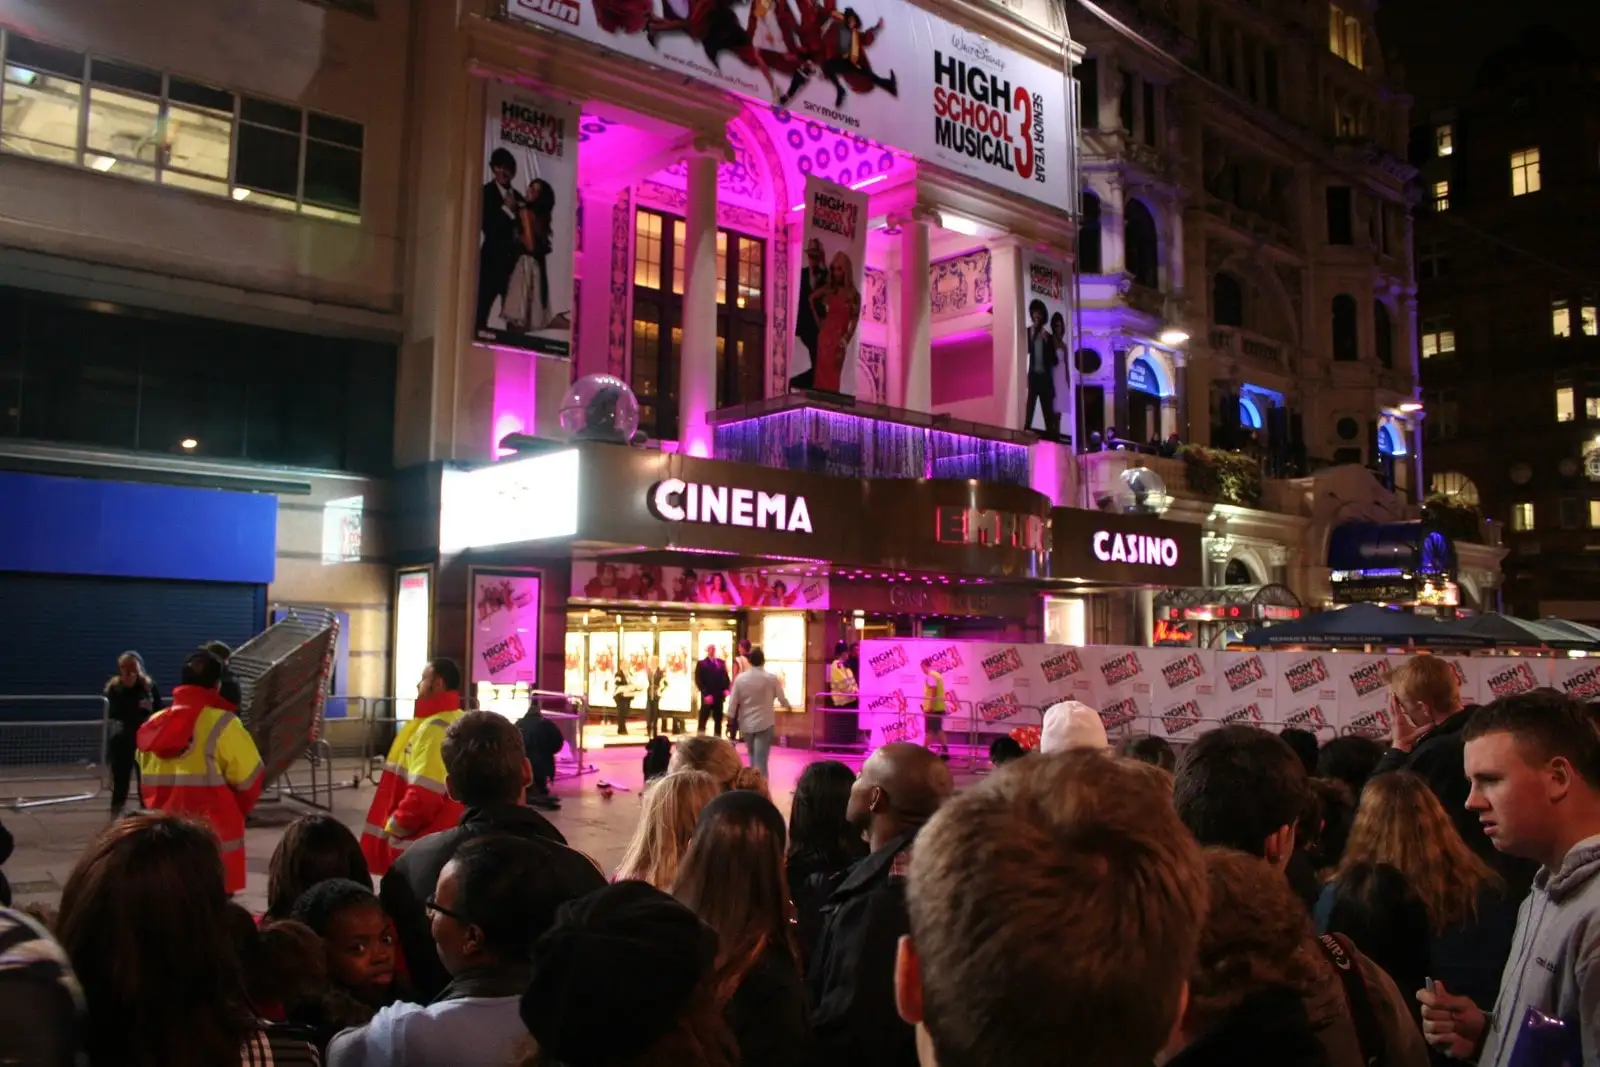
[1331,294,1359,361]
[1374,300,1393,368]
[1212,272,1244,327]
[1079,192,1103,274]
[1224,558,1256,585]
[1430,471,1480,506]
[1124,199,1159,289]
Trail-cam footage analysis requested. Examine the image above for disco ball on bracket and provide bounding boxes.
[1112,466,1173,515]
[558,374,642,445]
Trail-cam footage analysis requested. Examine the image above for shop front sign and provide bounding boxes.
[504,0,1070,211]
[1092,529,1181,568]
[648,478,814,533]
[1051,507,1205,587]
[934,506,1048,552]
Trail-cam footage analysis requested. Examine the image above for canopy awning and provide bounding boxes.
[1237,603,1493,649]
[1449,613,1598,651]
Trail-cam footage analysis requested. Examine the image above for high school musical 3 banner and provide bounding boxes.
[505,0,1071,213]
[474,82,580,357]
[789,176,868,395]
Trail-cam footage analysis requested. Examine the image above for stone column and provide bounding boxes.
[575,188,616,382]
[897,213,933,412]
[677,145,721,457]
[1160,396,1179,439]
[989,237,1026,429]
[1268,544,1291,587]
[1173,349,1190,441]
[1205,533,1235,586]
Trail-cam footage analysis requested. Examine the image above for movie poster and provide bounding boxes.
[504,0,1068,212]
[1021,250,1070,437]
[564,632,586,698]
[788,176,869,395]
[658,630,694,714]
[474,82,579,357]
[587,631,618,708]
[470,573,541,685]
[571,561,829,609]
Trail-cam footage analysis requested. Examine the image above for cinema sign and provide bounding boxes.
[1051,508,1204,587]
[648,478,814,534]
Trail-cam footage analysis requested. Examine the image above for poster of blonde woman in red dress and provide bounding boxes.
[790,176,867,397]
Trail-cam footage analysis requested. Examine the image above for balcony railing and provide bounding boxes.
[1209,326,1287,370]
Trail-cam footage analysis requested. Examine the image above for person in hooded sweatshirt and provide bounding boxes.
[135,649,264,894]
[360,658,467,875]
[1419,690,1600,1067]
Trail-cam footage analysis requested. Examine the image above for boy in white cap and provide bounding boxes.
[1038,701,1110,755]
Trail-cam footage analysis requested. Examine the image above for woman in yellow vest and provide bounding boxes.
[359,658,467,874]
[136,649,264,894]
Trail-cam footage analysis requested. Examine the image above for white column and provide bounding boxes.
[677,148,720,457]
[898,215,932,412]
[989,237,1025,430]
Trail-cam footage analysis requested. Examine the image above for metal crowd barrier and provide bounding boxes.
[255,696,369,811]
[809,690,1052,772]
[0,695,110,809]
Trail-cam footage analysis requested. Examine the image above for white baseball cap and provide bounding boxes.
[1039,700,1110,754]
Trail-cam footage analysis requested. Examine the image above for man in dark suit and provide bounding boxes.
[694,645,732,737]
[789,237,829,390]
[476,147,523,336]
[1023,298,1059,438]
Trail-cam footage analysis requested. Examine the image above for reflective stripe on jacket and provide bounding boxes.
[136,690,264,893]
[360,692,466,875]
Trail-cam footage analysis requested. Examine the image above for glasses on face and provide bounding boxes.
[424,896,469,924]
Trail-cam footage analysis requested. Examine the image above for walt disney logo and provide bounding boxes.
[949,34,1006,70]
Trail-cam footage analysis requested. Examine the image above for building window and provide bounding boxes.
[1141,80,1158,146]
[1124,199,1160,290]
[1328,4,1364,68]
[1119,70,1135,134]
[1212,272,1244,327]
[1510,148,1541,196]
[1418,240,1451,281]
[1078,192,1102,273]
[1431,180,1450,212]
[1326,186,1353,245]
[1420,317,1455,359]
[1553,297,1571,338]
[0,31,362,221]
[1583,292,1598,336]
[1587,395,1600,421]
[1331,294,1359,361]
[1374,301,1393,368]
[1511,503,1535,532]
[1435,123,1453,157]
[1431,471,1479,505]
[1075,57,1098,130]
[1560,498,1582,530]
[1557,385,1576,422]
[1590,500,1600,529]
[1424,389,1459,441]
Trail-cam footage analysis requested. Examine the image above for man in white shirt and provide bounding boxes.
[725,647,790,780]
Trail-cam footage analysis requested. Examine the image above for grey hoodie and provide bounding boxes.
[1479,834,1600,1067]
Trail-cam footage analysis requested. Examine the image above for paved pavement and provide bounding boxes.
[4,743,978,914]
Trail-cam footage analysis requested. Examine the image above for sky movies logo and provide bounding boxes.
[1486,662,1538,699]
[1347,659,1392,698]
[1100,651,1143,687]
[1041,648,1084,683]
[1284,657,1329,694]
[981,647,1025,681]
[1224,655,1267,693]
[1160,653,1205,691]
[869,645,909,678]
[1160,700,1203,737]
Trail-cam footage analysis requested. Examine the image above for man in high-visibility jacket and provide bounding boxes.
[360,657,467,874]
[136,648,264,893]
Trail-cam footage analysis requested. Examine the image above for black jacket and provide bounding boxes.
[695,657,731,700]
[807,831,919,1067]
[727,944,812,1067]
[517,713,566,780]
[1167,987,1332,1067]
[380,805,603,1001]
[104,677,161,730]
[788,849,863,969]
[1315,863,1431,1027]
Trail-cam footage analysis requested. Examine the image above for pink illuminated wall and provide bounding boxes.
[931,331,994,405]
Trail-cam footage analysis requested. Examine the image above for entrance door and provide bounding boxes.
[630,209,767,441]
[1128,389,1160,443]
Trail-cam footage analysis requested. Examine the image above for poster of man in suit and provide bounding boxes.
[788,237,829,390]
[473,82,578,358]
[1022,251,1071,440]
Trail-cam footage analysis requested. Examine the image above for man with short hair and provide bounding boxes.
[381,710,605,1001]
[330,836,568,1067]
[1419,690,1600,1067]
[1173,726,1429,1067]
[810,743,953,1067]
[726,647,790,780]
[898,751,1205,1067]
[361,658,467,875]
[136,649,263,893]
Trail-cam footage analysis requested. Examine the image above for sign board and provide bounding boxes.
[470,571,543,686]
[1050,507,1205,587]
[440,449,581,553]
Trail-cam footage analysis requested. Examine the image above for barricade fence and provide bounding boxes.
[0,695,110,809]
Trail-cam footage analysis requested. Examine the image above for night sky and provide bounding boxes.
[1377,0,1600,116]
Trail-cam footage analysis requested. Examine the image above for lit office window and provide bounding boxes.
[1328,4,1363,68]
[1583,293,1598,337]
[1420,317,1455,358]
[1510,503,1534,532]
[1557,386,1575,422]
[0,30,362,221]
[1590,500,1600,529]
[1587,396,1600,421]
[1431,180,1450,212]
[1510,148,1541,196]
[1435,124,1453,157]
[1553,297,1572,338]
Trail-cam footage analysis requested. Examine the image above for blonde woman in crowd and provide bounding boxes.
[667,735,772,798]
[614,770,720,889]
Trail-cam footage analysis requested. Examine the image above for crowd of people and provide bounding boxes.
[1,650,1599,1067]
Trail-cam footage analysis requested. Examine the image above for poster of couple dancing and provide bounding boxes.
[506,0,1070,213]
[788,176,868,397]
[474,82,578,358]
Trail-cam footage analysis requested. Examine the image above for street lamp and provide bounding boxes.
[1158,328,1190,346]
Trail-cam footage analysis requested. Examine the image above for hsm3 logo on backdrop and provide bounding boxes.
[649,479,813,533]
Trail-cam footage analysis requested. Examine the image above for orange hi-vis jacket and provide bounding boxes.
[360,690,466,875]
[136,685,264,893]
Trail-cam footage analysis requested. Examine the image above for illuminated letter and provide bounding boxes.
[686,482,699,521]
[651,478,687,522]
[700,485,728,524]
[1093,530,1111,561]
[1110,534,1128,562]
[1162,539,1179,567]
[731,488,755,527]
[757,491,786,529]
[787,495,813,534]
